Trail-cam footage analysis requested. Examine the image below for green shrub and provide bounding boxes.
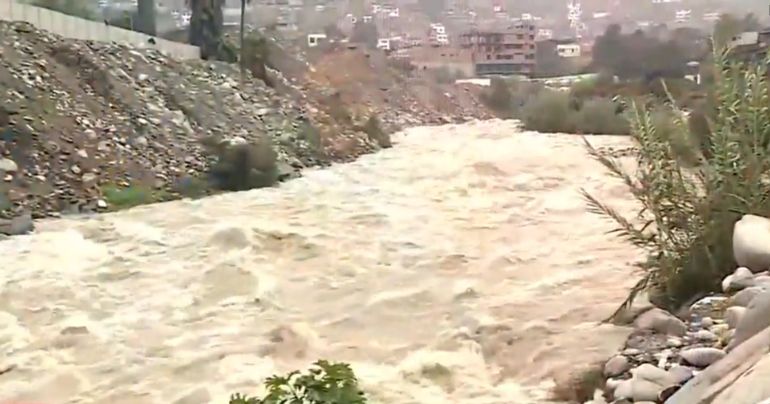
[522,90,576,133]
[101,184,170,210]
[230,360,367,404]
[583,53,770,317]
[572,98,630,135]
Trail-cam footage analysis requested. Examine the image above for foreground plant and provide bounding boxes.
[583,51,770,319]
[229,360,367,404]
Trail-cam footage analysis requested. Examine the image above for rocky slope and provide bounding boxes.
[0,21,490,228]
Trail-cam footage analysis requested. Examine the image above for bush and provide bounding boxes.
[572,98,630,135]
[230,360,367,404]
[360,115,391,148]
[201,136,279,192]
[583,53,770,317]
[522,90,576,133]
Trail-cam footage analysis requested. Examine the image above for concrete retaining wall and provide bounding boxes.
[0,0,200,59]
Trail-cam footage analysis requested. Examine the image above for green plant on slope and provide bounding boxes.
[230,360,367,404]
[583,51,770,319]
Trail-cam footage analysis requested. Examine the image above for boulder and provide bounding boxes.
[604,355,631,377]
[0,157,17,173]
[0,213,34,236]
[668,366,695,385]
[680,347,726,367]
[727,289,770,352]
[711,353,770,404]
[632,363,677,386]
[625,379,666,402]
[725,306,746,329]
[730,286,767,307]
[733,214,770,273]
[634,308,687,336]
[722,267,756,293]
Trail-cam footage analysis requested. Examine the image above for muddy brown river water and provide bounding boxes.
[0,120,642,403]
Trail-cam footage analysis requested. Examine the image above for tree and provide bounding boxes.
[712,13,761,50]
[188,0,231,60]
[136,0,156,35]
[591,25,688,81]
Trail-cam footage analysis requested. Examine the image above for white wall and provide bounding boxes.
[0,0,200,59]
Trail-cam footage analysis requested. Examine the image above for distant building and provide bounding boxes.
[459,22,537,76]
[409,45,475,77]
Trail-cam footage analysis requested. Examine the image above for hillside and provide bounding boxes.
[0,21,490,224]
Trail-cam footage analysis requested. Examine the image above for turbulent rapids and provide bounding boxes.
[0,120,642,403]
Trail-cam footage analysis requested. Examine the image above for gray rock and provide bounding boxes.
[0,213,34,236]
[632,363,676,386]
[731,286,767,307]
[754,275,770,286]
[723,267,756,293]
[701,317,714,328]
[727,288,770,352]
[680,347,726,367]
[725,306,746,329]
[604,355,631,377]
[0,158,18,172]
[614,380,633,400]
[634,308,687,336]
[622,348,642,356]
[667,337,684,347]
[668,365,695,384]
[694,329,718,342]
[627,379,666,402]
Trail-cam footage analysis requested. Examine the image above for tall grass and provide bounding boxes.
[583,52,770,318]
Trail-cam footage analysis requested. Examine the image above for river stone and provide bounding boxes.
[604,355,631,377]
[0,157,18,172]
[694,329,718,342]
[725,306,746,329]
[733,214,770,272]
[680,347,726,367]
[727,288,770,352]
[633,308,687,336]
[625,379,666,402]
[631,363,676,386]
[731,286,766,307]
[668,365,695,384]
[0,213,34,236]
[723,267,756,293]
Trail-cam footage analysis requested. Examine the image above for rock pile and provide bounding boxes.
[588,214,770,403]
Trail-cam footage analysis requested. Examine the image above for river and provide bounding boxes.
[0,120,642,403]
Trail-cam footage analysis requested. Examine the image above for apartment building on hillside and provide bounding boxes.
[459,21,536,76]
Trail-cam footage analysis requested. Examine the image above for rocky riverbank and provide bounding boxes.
[0,21,489,232]
[585,215,770,404]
